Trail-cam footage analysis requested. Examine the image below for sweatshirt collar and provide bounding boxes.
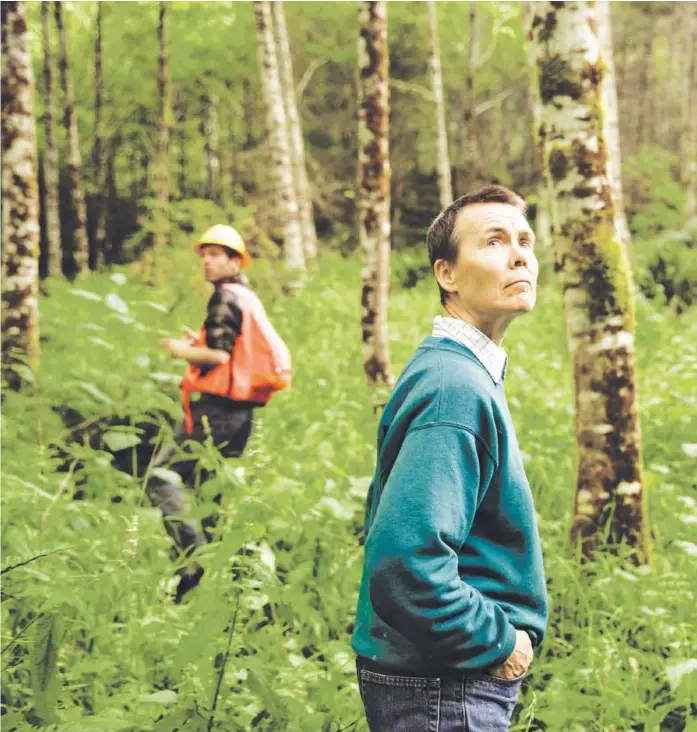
[432,315,508,384]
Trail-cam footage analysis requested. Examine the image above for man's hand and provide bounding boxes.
[487,630,533,680]
[182,326,198,344]
[160,338,190,359]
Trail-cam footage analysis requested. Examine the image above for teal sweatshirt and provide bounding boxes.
[351,336,548,674]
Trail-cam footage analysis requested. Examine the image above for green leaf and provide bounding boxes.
[139,689,178,704]
[105,292,129,315]
[171,608,230,677]
[666,659,697,690]
[102,431,141,452]
[30,612,64,723]
[78,382,113,404]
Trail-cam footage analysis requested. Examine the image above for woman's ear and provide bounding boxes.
[434,259,458,298]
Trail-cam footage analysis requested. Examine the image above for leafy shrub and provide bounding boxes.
[624,146,686,240]
[635,224,697,312]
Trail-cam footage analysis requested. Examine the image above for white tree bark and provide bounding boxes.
[529,1,649,563]
[254,0,305,275]
[596,1,630,248]
[272,1,318,262]
[2,1,41,386]
[40,1,62,277]
[357,0,393,387]
[427,0,453,209]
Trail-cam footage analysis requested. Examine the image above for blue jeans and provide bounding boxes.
[356,658,524,732]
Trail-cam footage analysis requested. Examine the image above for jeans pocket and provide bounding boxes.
[465,673,523,731]
[358,669,441,732]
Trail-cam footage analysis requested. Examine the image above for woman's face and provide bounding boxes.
[436,202,538,337]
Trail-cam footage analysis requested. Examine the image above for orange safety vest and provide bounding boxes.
[180,283,291,433]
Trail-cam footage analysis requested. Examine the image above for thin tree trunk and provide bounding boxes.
[40,2,61,277]
[145,1,170,284]
[92,2,106,271]
[54,0,89,279]
[462,2,479,191]
[529,1,649,563]
[357,0,393,387]
[427,0,453,209]
[682,5,697,219]
[105,133,119,264]
[596,1,630,248]
[523,1,553,247]
[272,1,317,263]
[2,1,41,387]
[253,0,304,275]
[174,89,186,200]
[201,81,221,204]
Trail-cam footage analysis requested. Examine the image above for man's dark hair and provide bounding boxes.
[426,184,527,305]
[199,243,242,261]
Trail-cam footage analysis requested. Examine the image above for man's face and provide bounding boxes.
[439,202,538,324]
[200,244,241,283]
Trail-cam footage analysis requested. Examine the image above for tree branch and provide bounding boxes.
[296,58,327,99]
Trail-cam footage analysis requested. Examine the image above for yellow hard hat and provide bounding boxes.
[193,225,251,268]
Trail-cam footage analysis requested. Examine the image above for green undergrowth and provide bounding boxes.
[2,248,697,731]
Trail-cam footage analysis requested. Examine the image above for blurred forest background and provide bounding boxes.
[2,1,697,730]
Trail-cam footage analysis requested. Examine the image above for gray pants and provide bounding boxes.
[146,395,254,557]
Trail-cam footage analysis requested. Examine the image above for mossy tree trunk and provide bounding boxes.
[528,1,650,563]
[357,0,393,387]
[596,1,630,248]
[427,0,453,209]
[2,1,41,388]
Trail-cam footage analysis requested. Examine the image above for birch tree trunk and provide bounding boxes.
[92,2,106,270]
[357,0,393,387]
[40,1,61,277]
[55,0,89,279]
[272,1,318,263]
[145,1,170,284]
[427,0,453,209]
[2,1,41,387]
[596,1,630,249]
[253,0,305,276]
[529,1,650,563]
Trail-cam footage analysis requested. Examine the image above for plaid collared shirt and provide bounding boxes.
[432,316,508,384]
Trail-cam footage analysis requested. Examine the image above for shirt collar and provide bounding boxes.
[432,315,508,384]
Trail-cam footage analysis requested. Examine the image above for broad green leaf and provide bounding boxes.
[30,612,63,723]
[105,293,129,315]
[665,659,697,690]
[70,289,102,301]
[102,431,141,452]
[78,382,113,404]
[139,689,178,704]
